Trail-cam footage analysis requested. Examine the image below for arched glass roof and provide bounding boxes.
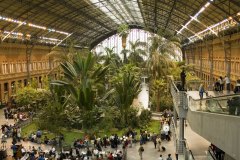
[0,0,239,48]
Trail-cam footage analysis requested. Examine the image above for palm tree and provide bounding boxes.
[148,32,181,112]
[128,40,147,67]
[110,71,141,126]
[51,52,108,129]
[120,40,147,66]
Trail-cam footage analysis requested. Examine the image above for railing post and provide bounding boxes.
[177,91,188,155]
[170,81,189,156]
[173,106,177,127]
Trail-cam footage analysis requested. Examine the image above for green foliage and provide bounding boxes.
[37,101,67,134]
[15,86,50,107]
[139,109,152,126]
[125,107,139,128]
[117,24,129,37]
[125,40,147,66]
[171,62,199,81]
[110,71,141,126]
[41,76,50,90]
[30,78,38,89]
[51,52,109,130]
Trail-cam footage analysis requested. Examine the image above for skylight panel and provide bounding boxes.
[89,0,124,24]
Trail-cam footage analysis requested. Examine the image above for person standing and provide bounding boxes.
[138,144,144,160]
[158,154,163,160]
[219,76,224,91]
[199,84,205,100]
[180,68,186,91]
[224,76,231,92]
[156,136,161,152]
[1,134,7,149]
[152,133,157,149]
[167,154,172,160]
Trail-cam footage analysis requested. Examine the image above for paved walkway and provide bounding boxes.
[184,121,210,160]
[0,108,177,160]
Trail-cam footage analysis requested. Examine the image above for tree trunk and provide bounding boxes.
[122,35,127,49]
[156,90,160,112]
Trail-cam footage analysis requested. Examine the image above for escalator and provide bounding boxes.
[187,92,240,160]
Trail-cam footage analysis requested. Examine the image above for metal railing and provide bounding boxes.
[171,117,179,153]
[183,140,195,160]
[207,146,217,160]
[188,94,240,116]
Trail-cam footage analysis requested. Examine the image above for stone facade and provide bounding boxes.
[0,43,59,103]
[184,33,240,89]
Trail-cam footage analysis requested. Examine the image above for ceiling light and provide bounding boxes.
[177,1,213,35]
[205,2,210,8]
[0,15,70,35]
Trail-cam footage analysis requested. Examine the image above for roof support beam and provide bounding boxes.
[119,0,138,24]
[211,3,240,24]
[1,0,48,30]
[104,1,127,24]
[164,0,177,31]
[137,0,147,27]
[230,0,240,8]
[15,0,101,35]
[53,0,112,31]
[141,2,204,32]
[153,0,157,32]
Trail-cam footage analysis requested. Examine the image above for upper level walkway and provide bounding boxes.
[171,81,240,160]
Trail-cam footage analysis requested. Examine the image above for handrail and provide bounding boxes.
[189,150,195,160]
[208,146,217,160]
[171,117,179,139]
[171,80,180,93]
[184,140,195,160]
[189,93,240,102]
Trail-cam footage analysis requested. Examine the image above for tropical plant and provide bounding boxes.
[51,52,108,129]
[139,109,152,126]
[15,86,50,108]
[127,40,147,66]
[110,71,141,127]
[117,24,130,49]
[147,32,181,112]
[117,24,129,37]
[37,101,67,134]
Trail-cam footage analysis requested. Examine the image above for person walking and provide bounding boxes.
[152,133,157,149]
[138,144,144,160]
[156,136,161,152]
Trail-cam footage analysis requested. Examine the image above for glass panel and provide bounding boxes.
[189,94,240,116]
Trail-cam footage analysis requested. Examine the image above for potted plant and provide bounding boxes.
[117,24,129,49]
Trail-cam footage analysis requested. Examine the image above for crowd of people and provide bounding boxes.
[0,106,176,160]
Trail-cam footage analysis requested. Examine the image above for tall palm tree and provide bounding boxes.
[120,40,147,66]
[128,40,147,66]
[110,71,141,126]
[148,32,181,112]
